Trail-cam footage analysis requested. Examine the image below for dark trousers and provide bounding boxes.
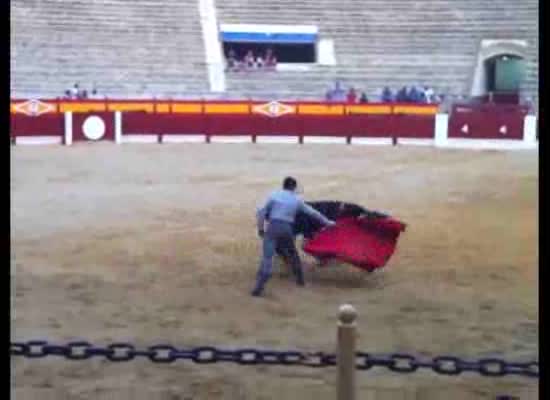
[253,220,304,294]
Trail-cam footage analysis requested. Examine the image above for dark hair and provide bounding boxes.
[283,176,297,191]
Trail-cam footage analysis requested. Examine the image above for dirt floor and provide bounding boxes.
[11,143,538,399]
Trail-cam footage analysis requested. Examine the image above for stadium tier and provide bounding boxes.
[11,0,538,104]
[11,0,210,97]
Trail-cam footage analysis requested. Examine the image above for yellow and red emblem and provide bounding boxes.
[12,99,56,116]
[252,101,296,118]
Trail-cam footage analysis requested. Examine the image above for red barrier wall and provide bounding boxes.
[11,99,439,140]
[10,114,64,138]
[348,115,390,137]
[120,112,436,139]
[300,116,349,136]
[205,114,253,136]
[124,112,162,135]
[251,114,301,136]
[449,104,528,140]
[392,115,436,138]
[11,99,531,143]
[158,114,205,135]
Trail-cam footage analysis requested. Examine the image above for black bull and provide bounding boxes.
[269,201,388,259]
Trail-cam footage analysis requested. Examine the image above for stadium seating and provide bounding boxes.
[11,0,210,98]
[217,0,538,103]
[11,0,538,105]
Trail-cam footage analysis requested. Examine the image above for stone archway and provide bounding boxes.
[470,40,528,98]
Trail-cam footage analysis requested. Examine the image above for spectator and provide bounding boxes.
[414,85,427,103]
[64,89,72,99]
[325,85,334,102]
[346,87,357,103]
[331,80,346,102]
[396,86,408,102]
[89,86,100,99]
[226,48,238,71]
[80,89,88,99]
[70,83,80,98]
[325,81,347,102]
[255,54,265,68]
[359,92,369,103]
[244,50,255,68]
[415,85,428,103]
[423,85,434,103]
[409,86,421,103]
[265,48,277,68]
[409,86,424,103]
[381,86,393,103]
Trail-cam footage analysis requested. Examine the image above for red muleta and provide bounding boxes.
[303,216,407,272]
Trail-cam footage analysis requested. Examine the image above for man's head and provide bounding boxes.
[283,176,297,191]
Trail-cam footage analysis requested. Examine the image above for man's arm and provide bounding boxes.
[299,201,335,227]
[256,197,274,232]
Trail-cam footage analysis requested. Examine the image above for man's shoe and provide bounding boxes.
[296,279,305,287]
[251,288,263,297]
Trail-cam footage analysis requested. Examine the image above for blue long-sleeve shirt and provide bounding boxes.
[256,189,332,230]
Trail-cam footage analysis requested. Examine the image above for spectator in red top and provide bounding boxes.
[347,87,357,103]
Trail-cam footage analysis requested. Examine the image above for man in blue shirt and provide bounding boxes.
[381,86,394,103]
[252,177,336,297]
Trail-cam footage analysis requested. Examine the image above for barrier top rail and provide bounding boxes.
[10,98,440,116]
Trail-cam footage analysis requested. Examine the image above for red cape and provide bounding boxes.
[302,216,406,271]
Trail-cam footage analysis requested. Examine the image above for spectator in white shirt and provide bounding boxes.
[70,83,79,98]
[265,48,277,68]
[423,86,435,103]
[255,55,265,68]
[244,50,255,68]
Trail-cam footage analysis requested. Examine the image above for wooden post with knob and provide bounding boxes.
[337,304,357,400]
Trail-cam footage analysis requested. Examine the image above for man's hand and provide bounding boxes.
[258,229,265,238]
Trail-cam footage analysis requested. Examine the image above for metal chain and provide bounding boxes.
[10,341,538,378]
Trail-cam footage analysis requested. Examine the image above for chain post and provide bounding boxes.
[337,304,357,400]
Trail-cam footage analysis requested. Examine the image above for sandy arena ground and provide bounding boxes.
[11,143,538,399]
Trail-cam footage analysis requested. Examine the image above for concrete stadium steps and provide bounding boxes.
[10,0,538,104]
[217,0,538,103]
[225,67,473,99]
[11,0,210,97]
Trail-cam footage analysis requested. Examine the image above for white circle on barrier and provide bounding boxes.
[83,116,106,140]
